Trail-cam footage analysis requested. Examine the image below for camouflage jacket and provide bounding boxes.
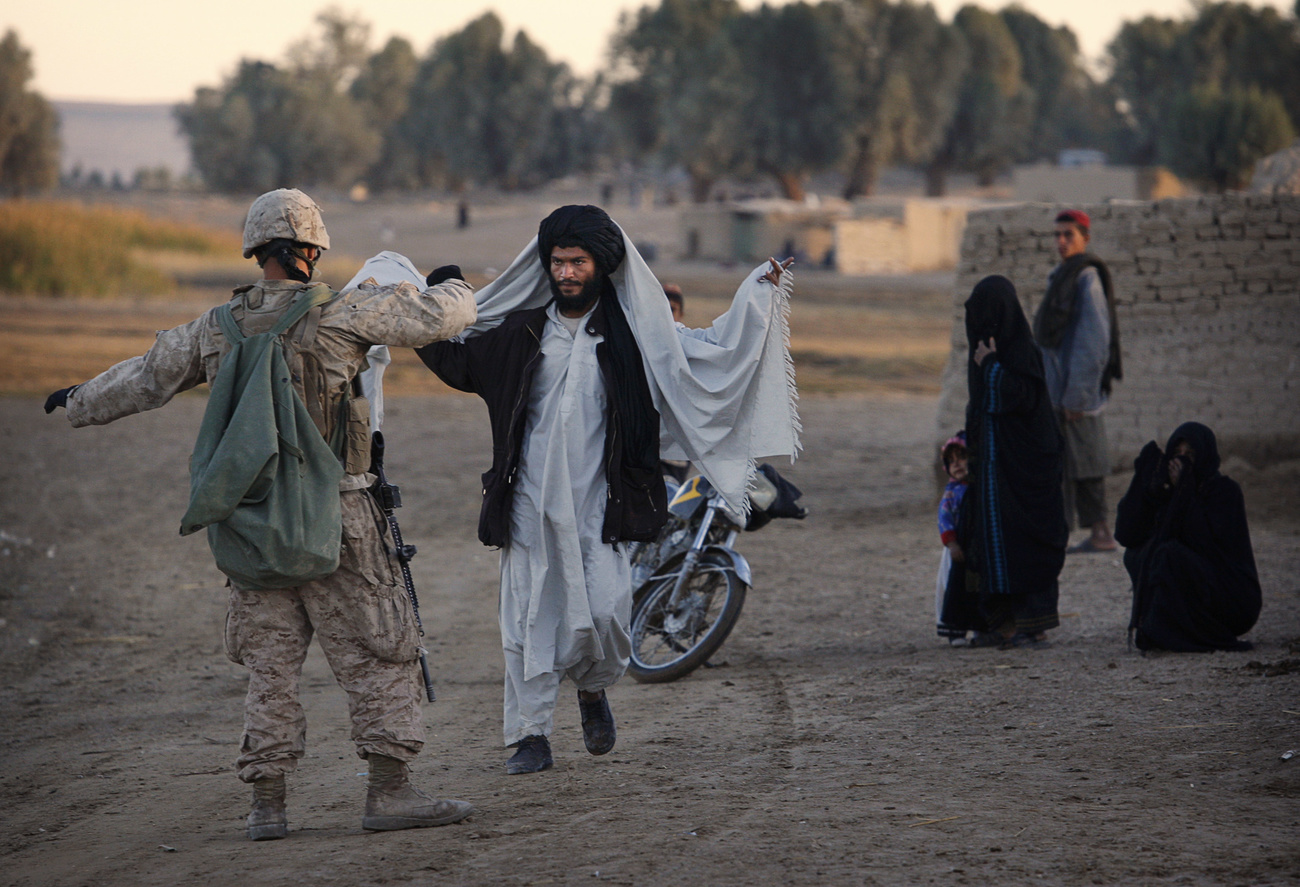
[66,277,476,483]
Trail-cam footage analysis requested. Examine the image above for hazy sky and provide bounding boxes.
[6,0,1294,104]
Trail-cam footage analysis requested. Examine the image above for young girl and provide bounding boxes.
[935,432,969,644]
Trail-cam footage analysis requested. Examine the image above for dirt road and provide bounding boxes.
[2,391,1298,886]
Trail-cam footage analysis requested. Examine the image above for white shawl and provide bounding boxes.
[346,233,801,513]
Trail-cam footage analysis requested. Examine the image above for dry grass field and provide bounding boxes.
[0,278,952,399]
[0,191,955,398]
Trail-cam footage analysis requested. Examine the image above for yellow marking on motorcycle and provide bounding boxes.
[670,477,704,507]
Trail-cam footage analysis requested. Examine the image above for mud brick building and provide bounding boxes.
[936,194,1300,468]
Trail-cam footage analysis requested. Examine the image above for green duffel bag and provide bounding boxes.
[180,284,344,590]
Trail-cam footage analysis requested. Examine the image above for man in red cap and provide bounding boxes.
[1033,209,1122,553]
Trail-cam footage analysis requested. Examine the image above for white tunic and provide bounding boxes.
[500,302,631,681]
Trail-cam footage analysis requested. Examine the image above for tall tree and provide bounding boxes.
[351,36,418,130]
[1160,85,1295,191]
[276,11,381,188]
[725,2,849,201]
[1106,3,1300,166]
[394,13,589,191]
[176,10,380,192]
[0,30,59,196]
[285,6,371,91]
[832,0,966,198]
[1182,2,1300,130]
[350,36,420,189]
[176,62,281,193]
[925,6,1032,195]
[607,0,744,201]
[999,7,1110,162]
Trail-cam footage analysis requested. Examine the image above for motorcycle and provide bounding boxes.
[627,463,807,683]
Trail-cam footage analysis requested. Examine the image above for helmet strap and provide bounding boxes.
[267,241,317,283]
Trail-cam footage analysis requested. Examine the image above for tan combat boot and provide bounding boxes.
[361,755,473,831]
[247,776,288,841]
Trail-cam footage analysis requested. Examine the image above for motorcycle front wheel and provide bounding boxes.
[627,551,747,683]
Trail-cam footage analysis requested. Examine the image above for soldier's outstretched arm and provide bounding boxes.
[51,315,207,428]
[342,273,476,349]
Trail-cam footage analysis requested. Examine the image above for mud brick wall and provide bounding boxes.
[936,194,1300,469]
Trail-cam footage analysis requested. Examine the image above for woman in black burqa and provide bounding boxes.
[951,275,1068,646]
[1115,422,1261,652]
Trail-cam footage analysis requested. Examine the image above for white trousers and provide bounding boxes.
[501,615,630,746]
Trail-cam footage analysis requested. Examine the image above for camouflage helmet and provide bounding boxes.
[241,189,330,258]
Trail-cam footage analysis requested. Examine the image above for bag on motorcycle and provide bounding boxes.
[745,463,807,530]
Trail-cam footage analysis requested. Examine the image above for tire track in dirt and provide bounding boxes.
[3,393,1298,885]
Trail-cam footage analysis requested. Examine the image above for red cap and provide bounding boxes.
[1055,209,1090,232]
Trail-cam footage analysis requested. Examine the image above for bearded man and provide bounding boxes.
[411,205,799,774]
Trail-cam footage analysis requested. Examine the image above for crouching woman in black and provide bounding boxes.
[1115,422,1261,652]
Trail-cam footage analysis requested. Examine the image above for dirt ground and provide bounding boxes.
[1,192,1298,884]
[2,386,1298,886]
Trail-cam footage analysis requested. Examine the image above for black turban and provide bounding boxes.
[537,205,626,275]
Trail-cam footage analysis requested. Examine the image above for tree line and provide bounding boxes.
[2,2,1298,199]
[0,30,60,196]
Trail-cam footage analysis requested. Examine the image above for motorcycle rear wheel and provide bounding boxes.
[627,551,747,683]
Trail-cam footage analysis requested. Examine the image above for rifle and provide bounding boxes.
[369,431,436,703]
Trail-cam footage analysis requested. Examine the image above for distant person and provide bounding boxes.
[660,284,688,485]
[1115,422,1262,652]
[960,275,1068,648]
[663,284,684,323]
[43,189,477,840]
[457,199,470,230]
[417,205,798,774]
[1033,208,1122,554]
[934,431,971,645]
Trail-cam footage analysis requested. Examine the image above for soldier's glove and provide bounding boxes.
[44,385,78,414]
[426,265,463,287]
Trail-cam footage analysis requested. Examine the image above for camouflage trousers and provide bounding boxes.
[224,488,424,783]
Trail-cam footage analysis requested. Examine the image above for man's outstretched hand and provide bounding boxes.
[44,385,77,414]
[760,257,794,286]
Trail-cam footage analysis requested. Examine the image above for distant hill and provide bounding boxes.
[55,101,191,181]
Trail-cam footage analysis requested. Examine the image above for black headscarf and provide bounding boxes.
[536,205,657,471]
[964,275,1044,397]
[537,205,627,276]
[1165,421,1221,486]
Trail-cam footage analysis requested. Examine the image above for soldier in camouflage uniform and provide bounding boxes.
[44,189,478,840]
